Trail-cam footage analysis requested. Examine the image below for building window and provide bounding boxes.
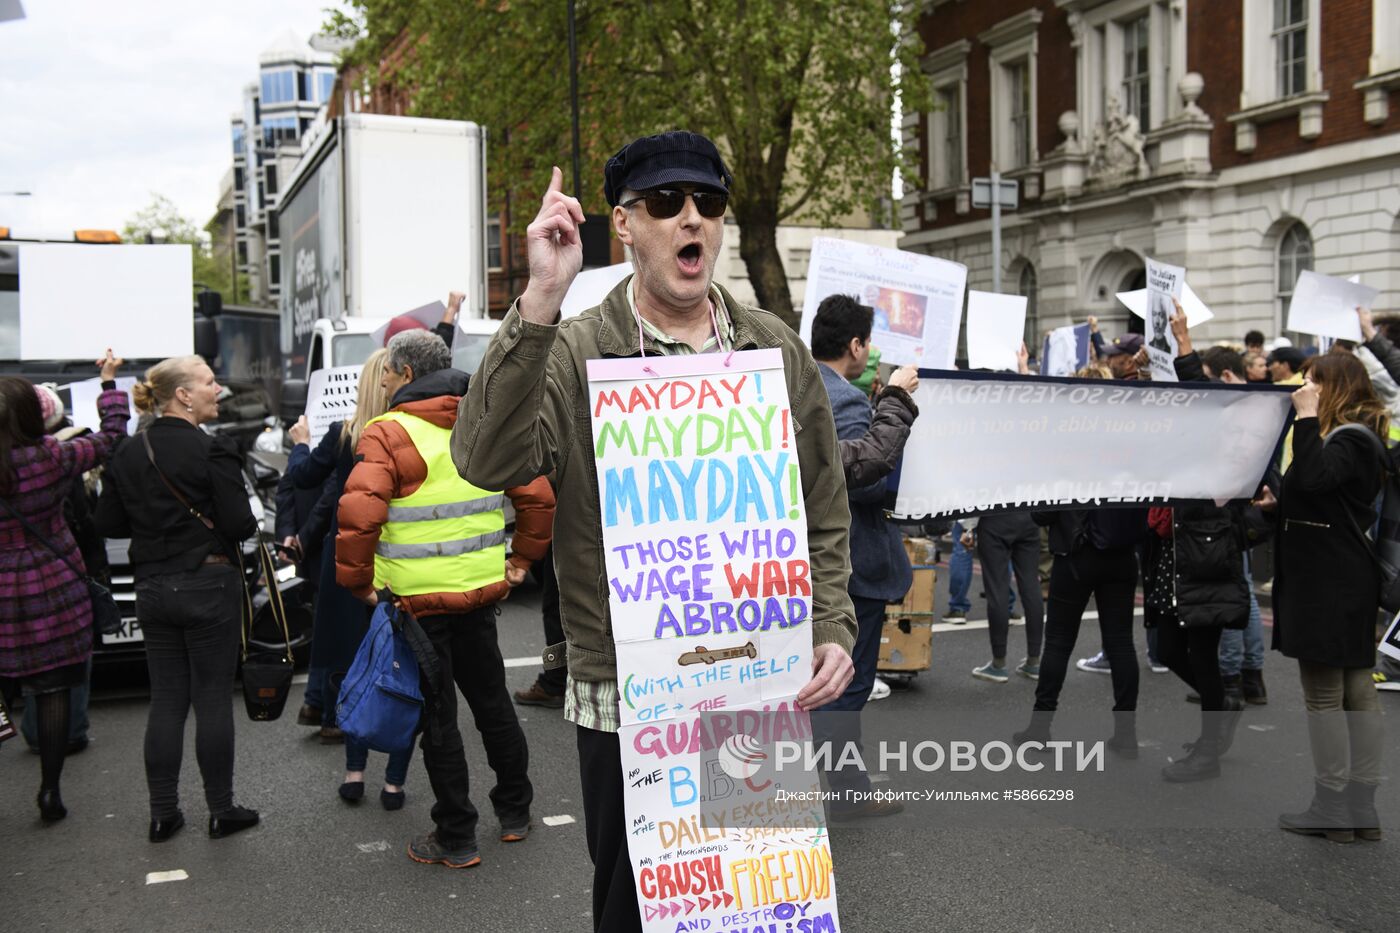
[1274,0,1308,98]
[267,211,279,242]
[980,10,1041,173]
[1277,221,1313,328]
[235,204,246,229]
[319,71,335,103]
[231,123,245,157]
[919,39,970,197]
[268,253,281,290]
[265,164,278,197]
[237,241,247,265]
[1018,262,1038,351]
[1007,60,1032,169]
[1121,14,1151,127]
[487,213,503,271]
[941,86,963,187]
[234,166,244,190]
[260,69,296,105]
[261,116,299,148]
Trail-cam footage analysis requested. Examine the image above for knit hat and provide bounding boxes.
[35,383,65,433]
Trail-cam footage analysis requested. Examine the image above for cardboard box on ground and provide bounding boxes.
[879,537,938,674]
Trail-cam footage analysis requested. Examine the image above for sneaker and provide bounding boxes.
[1015,658,1039,680]
[500,819,531,843]
[1148,657,1170,674]
[1374,670,1400,692]
[941,609,967,624]
[868,677,892,701]
[407,832,482,868]
[1076,651,1112,674]
[513,682,565,708]
[972,661,1009,683]
[1009,609,1024,621]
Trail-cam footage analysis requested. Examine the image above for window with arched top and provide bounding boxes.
[1018,262,1038,350]
[1278,221,1313,338]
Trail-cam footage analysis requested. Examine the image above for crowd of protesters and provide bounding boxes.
[0,130,1393,933]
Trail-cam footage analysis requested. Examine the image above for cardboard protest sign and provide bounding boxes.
[1039,323,1090,377]
[893,371,1295,520]
[304,365,361,447]
[966,291,1026,372]
[1286,270,1379,341]
[1117,281,1215,328]
[19,244,193,360]
[67,376,138,437]
[587,349,841,932]
[371,300,445,348]
[800,236,966,370]
[1144,258,1183,382]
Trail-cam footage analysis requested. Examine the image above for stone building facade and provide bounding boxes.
[902,0,1400,347]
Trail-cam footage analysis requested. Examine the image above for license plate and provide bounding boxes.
[102,618,145,645]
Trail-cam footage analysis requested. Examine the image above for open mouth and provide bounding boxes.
[677,243,703,275]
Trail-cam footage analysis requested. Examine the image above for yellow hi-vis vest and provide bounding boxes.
[368,410,506,597]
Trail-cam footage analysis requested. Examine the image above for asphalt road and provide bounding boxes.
[3,564,1397,933]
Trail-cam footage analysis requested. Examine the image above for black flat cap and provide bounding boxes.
[603,131,733,207]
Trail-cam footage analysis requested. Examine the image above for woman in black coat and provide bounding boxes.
[1272,352,1387,843]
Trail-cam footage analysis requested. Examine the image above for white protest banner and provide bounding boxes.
[800,236,966,369]
[1040,323,1090,377]
[561,262,633,319]
[1144,258,1183,382]
[1286,270,1380,341]
[587,350,840,932]
[67,376,138,437]
[371,300,446,348]
[19,244,193,360]
[966,290,1027,372]
[1117,280,1215,327]
[304,365,361,446]
[892,372,1295,520]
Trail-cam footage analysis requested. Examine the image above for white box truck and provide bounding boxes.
[277,113,490,408]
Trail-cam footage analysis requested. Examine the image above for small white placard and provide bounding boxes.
[965,290,1026,372]
[304,365,361,447]
[19,245,193,360]
[1286,270,1379,341]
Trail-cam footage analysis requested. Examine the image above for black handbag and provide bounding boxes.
[0,495,121,636]
[141,434,296,721]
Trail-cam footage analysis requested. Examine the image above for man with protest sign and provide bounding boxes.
[452,132,857,931]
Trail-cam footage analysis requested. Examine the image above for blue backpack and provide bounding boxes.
[336,601,423,753]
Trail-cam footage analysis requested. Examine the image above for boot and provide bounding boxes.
[1162,736,1220,782]
[1222,673,1244,704]
[1107,710,1139,759]
[1346,781,1382,842]
[1279,782,1355,843]
[1241,668,1267,706]
[1012,711,1054,747]
[1217,695,1245,756]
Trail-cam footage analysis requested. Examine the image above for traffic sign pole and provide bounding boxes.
[991,168,1002,294]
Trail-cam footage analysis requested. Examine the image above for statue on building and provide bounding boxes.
[1087,96,1149,186]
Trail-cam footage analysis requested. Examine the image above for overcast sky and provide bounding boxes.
[0,1,339,237]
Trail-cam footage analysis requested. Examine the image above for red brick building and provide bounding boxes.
[903,0,1400,344]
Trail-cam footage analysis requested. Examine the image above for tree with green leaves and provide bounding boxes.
[326,0,926,329]
[121,194,250,305]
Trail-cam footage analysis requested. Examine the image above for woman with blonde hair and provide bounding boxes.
[1272,352,1388,842]
[1,352,128,822]
[286,350,410,807]
[96,354,260,841]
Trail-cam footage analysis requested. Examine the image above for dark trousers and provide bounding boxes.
[975,515,1045,660]
[578,726,642,933]
[418,607,533,848]
[135,563,241,819]
[537,545,566,695]
[1035,548,1139,712]
[1154,615,1225,710]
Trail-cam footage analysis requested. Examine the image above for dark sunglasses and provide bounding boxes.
[621,188,728,219]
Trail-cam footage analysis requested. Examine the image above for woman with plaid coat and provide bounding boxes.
[0,352,129,822]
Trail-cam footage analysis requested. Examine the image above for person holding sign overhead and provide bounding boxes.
[452,132,857,933]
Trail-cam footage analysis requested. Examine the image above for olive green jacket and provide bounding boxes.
[451,278,857,683]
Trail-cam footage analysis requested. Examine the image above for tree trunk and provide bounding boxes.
[736,218,796,331]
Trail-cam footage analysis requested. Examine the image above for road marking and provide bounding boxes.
[356,841,391,853]
[543,815,576,827]
[146,870,188,885]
